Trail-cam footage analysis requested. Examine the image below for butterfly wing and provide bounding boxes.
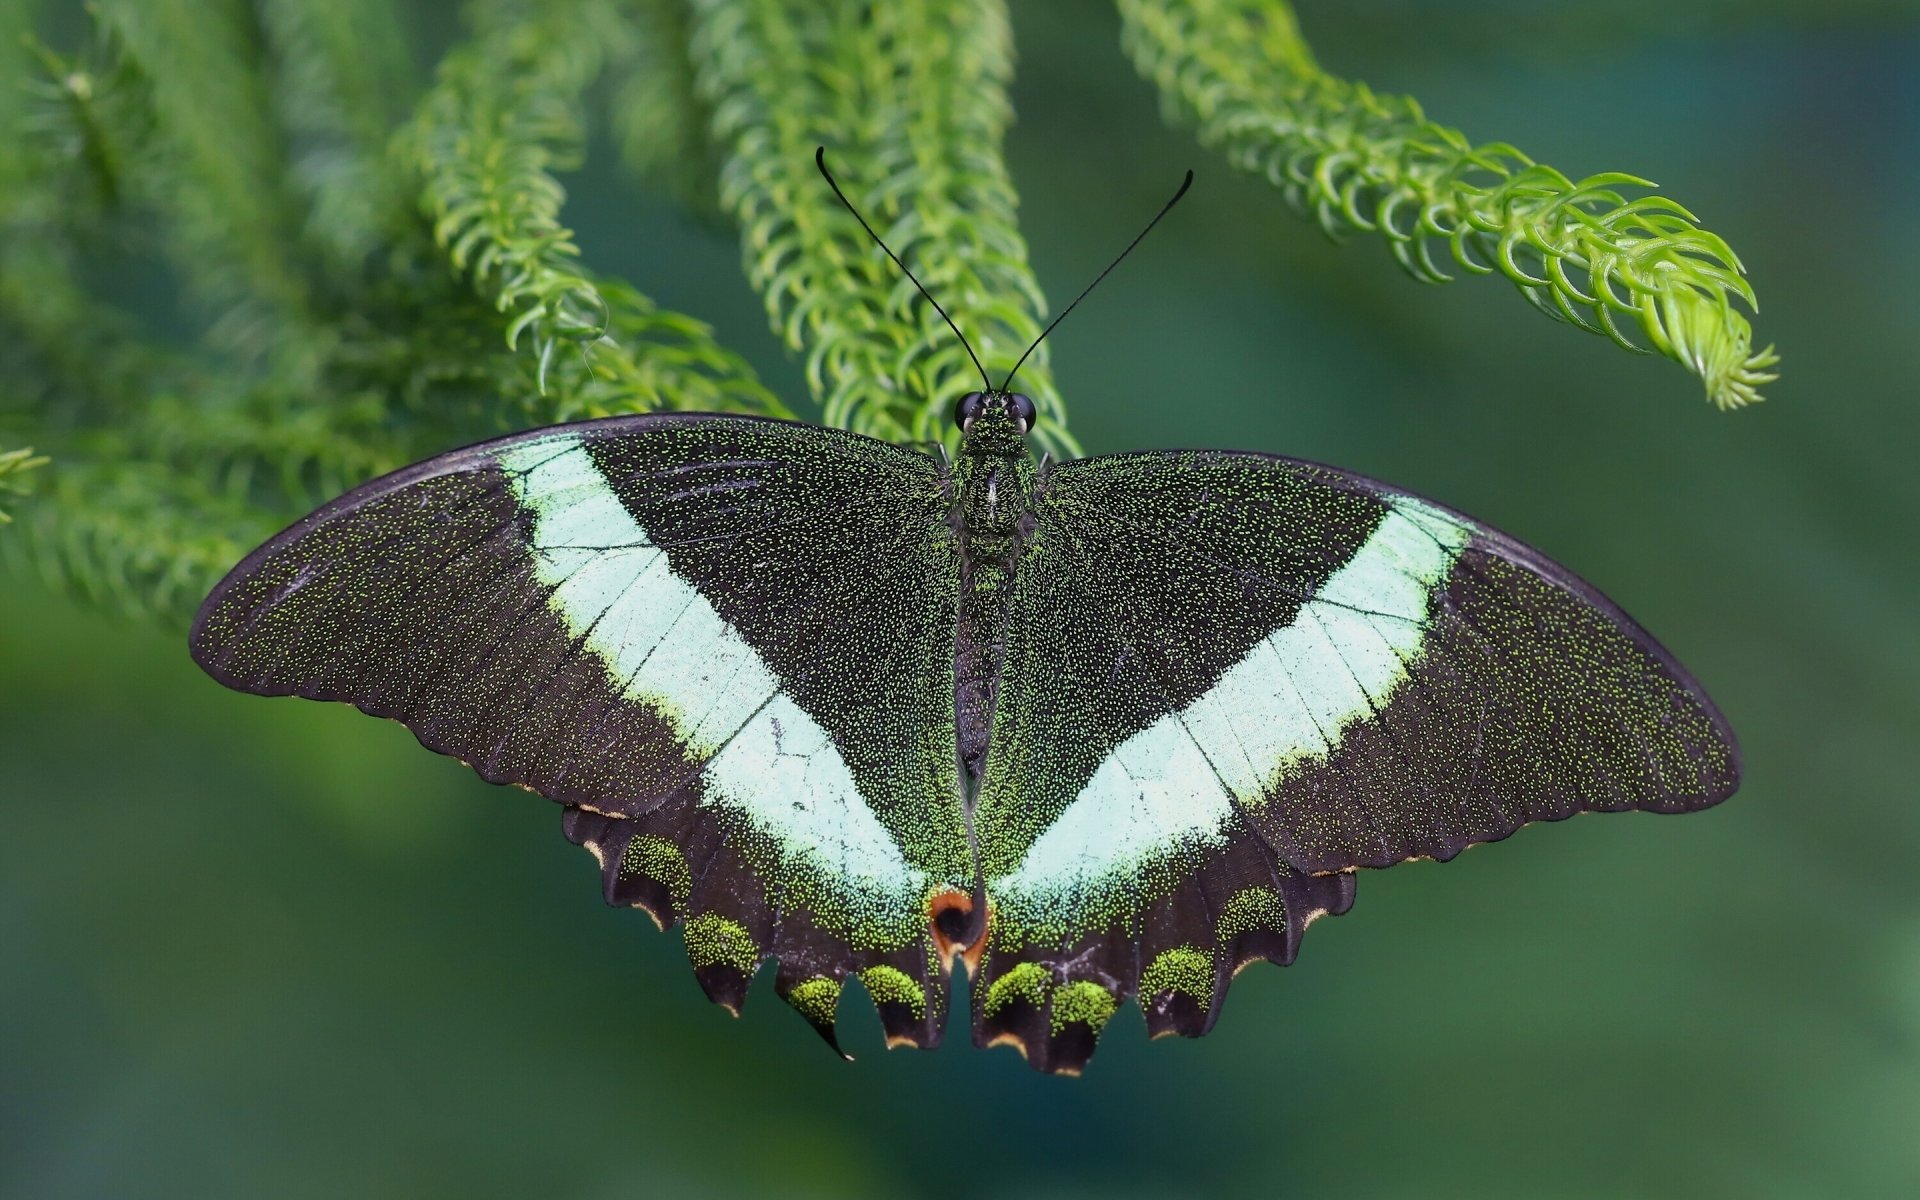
[192,414,970,1052]
[971,449,1738,1073]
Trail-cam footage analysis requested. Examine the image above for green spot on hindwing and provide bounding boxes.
[786,976,842,1026]
[684,914,758,974]
[858,966,926,1017]
[621,835,692,910]
[1142,946,1213,1007]
[983,961,1052,1016]
[1216,887,1286,942]
[1050,981,1118,1033]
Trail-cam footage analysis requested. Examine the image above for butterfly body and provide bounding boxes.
[192,401,1738,1074]
[952,391,1040,795]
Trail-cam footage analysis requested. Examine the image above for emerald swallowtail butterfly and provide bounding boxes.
[190,158,1738,1074]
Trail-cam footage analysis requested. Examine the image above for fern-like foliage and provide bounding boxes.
[1118,0,1778,409]
[4,27,160,422]
[94,0,319,355]
[0,447,50,525]
[612,0,725,216]
[687,0,1078,456]
[0,457,275,618]
[0,0,781,624]
[256,0,419,275]
[401,0,783,418]
[1,0,1774,626]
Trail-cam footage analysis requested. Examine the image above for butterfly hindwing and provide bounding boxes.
[971,448,1738,1068]
[972,824,1356,1073]
[191,414,969,1047]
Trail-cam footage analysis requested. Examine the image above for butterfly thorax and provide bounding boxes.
[952,399,1038,800]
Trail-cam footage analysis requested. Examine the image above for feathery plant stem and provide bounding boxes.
[3,25,175,439]
[688,0,1078,455]
[1118,0,1778,409]
[401,0,784,421]
[0,460,275,619]
[94,0,319,360]
[0,447,50,525]
[402,0,613,375]
[257,0,419,274]
[610,0,724,215]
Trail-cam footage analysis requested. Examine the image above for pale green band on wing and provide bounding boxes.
[991,498,1469,930]
[497,435,926,929]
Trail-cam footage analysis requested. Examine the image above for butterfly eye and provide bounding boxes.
[1009,393,1037,433]
[954,391,988,430]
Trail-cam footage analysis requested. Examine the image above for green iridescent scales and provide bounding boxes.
[191,403,1739,1074]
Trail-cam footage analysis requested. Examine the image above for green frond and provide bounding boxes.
[93,0,318,350]
[0,456,274,623]
[398,0,609,373]
[15,28,154,220]
[687,0,1078,455]
[132,384,405,511]
[400,0,780,419]
[257,0,420,274]
[0,204,111,422]
[608,0,724,215]
[0,445,51,525]
[0,0,36,134]
[3,31,170,427]
[523,278,792,422]
[0,1,1774,626]
[0,247,173,430]
[1117,0,1778,410]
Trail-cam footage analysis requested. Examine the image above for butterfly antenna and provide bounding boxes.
[999,169,1193,392]
[815,146,992,394]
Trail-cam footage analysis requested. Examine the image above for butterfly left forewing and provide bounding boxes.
[193,414,970,1050]
[1043,450,1740,871]
[971,447,1737,1073]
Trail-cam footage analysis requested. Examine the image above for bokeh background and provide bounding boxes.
[5,2,1918,1196]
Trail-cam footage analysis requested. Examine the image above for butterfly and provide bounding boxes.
[189,154,1739,1074]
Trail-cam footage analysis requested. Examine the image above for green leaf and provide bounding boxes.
[607,0,725,216]
[256,0,421,274]
[0,0,1773,626]
[0,455,272,623]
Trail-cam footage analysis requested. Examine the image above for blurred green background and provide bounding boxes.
[5,2,1918,1196]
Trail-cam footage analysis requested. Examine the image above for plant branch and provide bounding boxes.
[687,0,1078,454]
[257,0,420,274]
[1118,0,1778,409]
[399,0,784,421]
[94,0,319,357]
[0,446,50,525]
[608,0,724,216]
[0,456,275,620]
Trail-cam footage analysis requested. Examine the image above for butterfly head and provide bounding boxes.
[955,389,1036,455]
[815,148,1194,462]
